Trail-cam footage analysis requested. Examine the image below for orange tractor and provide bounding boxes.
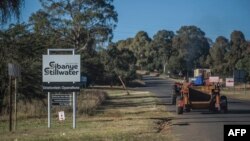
[173,81,228,114]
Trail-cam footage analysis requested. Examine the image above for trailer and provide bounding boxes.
[173,83,228,114]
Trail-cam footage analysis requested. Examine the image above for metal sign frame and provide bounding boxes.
[45,49,79,129]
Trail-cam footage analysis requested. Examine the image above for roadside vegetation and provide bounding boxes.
[1,0,250,140]
[221,84,250,101]
[1,0,250,114]
[0,89,175,141]
[0,90,107,121]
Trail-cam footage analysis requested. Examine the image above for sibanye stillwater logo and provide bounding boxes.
[44,61,79,75]
[43,55,80,82]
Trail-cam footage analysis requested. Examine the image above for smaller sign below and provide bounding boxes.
[209,76,220,83]
[226,78,234,87]
[58,111,65,121]
[52,93,72,106]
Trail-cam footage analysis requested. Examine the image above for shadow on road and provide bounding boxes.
[102,100,156,108]
[110,95,171,100]
[174,113,250,120]
[226,109,250,114]
[173,120,250,126]
[169,109,250,116]
[200,110,250,115]
[143,76,163,81]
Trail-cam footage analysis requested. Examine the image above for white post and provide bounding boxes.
[48,92,51,128]
[73,92,76,129]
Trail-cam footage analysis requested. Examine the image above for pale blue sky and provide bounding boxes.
[18,0,250,42]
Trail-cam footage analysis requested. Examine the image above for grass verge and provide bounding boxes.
[0,89,175,141]
[221,88,250,101]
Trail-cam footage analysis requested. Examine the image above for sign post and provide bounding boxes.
[48,92,51,128]
[43,49,80,129]
[73,92,76,128]
[8,63,21,132]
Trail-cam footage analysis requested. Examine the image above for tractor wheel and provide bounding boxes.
[176,96,184,114]
[171,89,176,105]
[177,106,184,114]
[172,95,176,105]
[209,94,217,112]
[220,96,228,113]
[185,105,191,112]
[172,85,180,105]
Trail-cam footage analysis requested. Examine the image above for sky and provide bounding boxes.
[17,0,250,42]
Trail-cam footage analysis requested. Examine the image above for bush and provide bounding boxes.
[77,90,107,116]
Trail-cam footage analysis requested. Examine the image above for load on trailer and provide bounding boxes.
[193,69,211,85]
[173,76,228,115]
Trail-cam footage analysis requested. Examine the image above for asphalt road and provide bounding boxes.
[141,75,250,141]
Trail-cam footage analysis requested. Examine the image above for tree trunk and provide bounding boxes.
[163,63,166,74]
[118,76,130,95]
[163,62,168,74]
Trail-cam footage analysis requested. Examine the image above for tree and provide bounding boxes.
[28,0,118,85]
[31,0,118,51]
[102,44,136,85]
[235,55,250,80]
[116,38,133,50]
[130,31,151,70]
[81,49,105,85]
[151,30,174,73]
[235,41,250,80]
[224,31,247,74]
[0,23,45,113]
[0,0,24,24]
[169,26,210,76]
[207,36,229,75]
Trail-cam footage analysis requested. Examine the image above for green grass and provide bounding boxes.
[0,89,175,141]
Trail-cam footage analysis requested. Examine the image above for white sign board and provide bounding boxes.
[58,111,65,121]
[209,76,220,83]
[43,55,80,82]
[226,78,234,87]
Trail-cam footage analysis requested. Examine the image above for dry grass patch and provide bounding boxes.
[221,88,250,101]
